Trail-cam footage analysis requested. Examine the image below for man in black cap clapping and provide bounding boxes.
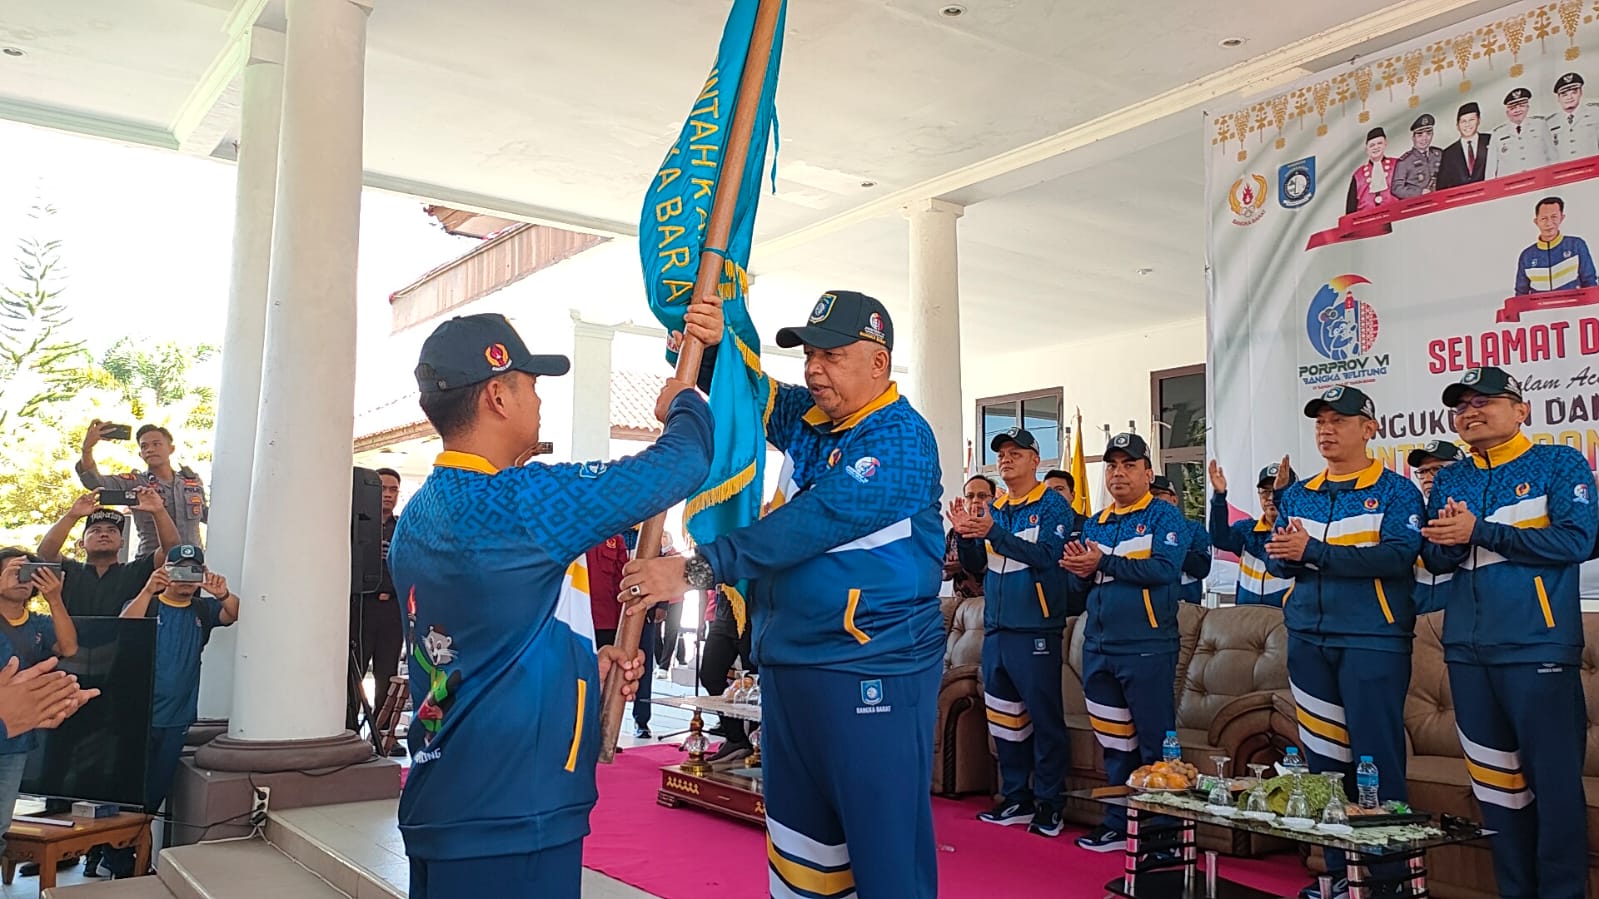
[1490,87,1555,178]
[1345,127,1397,213]
[1406,440,1465,615]
[1552,72,1599,160]
[1392,114,1443,199]
[1438,101,1491,189]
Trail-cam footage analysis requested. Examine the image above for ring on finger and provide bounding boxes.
[629,585,642,597]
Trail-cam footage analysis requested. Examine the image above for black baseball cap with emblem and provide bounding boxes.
[1505,87,1533,106]
[1150,475,1177,495]
[1256,463,1297,489]
[1104,432,1151,463]
[1556,72,1586,93]
[1410,114,1435,133]
[1442,366,1525,407]
[990,427,1040,454]
[84,509,126,531]
[1304,385,1377,419]
[1407,440,1467,468]
[166,544,205,566]
[414,313,570,395]
[776,290,894,352]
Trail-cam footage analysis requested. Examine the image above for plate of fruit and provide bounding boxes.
[1127,761,1200,792]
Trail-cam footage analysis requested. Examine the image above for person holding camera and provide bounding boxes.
[37,491,181,619]
[101,546,237,878]
[78,421,208,558]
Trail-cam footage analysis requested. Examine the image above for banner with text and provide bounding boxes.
[1207,0,1599,595]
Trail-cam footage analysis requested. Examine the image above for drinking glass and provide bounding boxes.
[1285,777,1312,820]
[1245,764,1271,817]
[1320,772,1350,827]
[729,668,748,703]
[1207,755,1232,807]
[746,674,761,705]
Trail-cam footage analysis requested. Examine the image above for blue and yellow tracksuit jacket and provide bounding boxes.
[697,381,946,676]
[1267,459,1424,651]
[391,392,713,861]
[1412,559,1451,615]
[1071,493,1187,655]
[1177,515,1213,604]
[1208,492,1293,606]
[954,484,1074,633]
[1420,434,1599,665]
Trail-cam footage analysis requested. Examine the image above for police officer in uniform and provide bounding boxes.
[1489,88,1555,179]
[1550,72,1599,161]
[78,422,207,557]
[1392,114,1444,199]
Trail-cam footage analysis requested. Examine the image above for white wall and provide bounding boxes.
[960,315,1205,501]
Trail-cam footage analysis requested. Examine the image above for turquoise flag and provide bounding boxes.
[639,0,786,634]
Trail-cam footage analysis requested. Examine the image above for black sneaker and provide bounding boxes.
[1027,804,1064,837]
[1137,848,1183,871]
[977,797,1036,826]
[634,724,653,739]
[708,740,751,762]
[1074,824,1127,853]
[1299,877,1349,899]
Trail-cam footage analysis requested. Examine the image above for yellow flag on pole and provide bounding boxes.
[1070,408,1091,517]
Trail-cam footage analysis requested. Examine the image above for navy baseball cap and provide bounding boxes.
[990,427,1040,454]
[166,544,205,566]
[1304,385,1376,419]
[1256,463,1296,489]
[1407,440,1467,468]
[1442,366,1524,407]
[1151,475,1177,495]
[776,291,894,351]
[414,313,570,395]
[1104,432,1151,463]
[84,509,126,531]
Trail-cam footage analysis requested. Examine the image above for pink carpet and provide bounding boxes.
[586,744,1311,898]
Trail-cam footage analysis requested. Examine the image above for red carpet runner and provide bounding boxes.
[584,744,1311,898]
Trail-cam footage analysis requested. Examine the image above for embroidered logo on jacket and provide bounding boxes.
[846,457,880,483]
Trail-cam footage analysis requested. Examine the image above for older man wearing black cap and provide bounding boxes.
[1151,475,1211,604]
[1268,386,1424,899]
[1437,101,1491,189]
[1391,114,1443,199]
[1346,127,1398,213]
[1551,72,1599,160]
[1406,440,1466,615]
[1420,367,1595,899]
[390,313,701,899]
[622,290,947,898]
[1060,432,1187,853]
[1490,87,1555,178]
[953,427,1074,837]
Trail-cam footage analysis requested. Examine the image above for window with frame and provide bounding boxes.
[975,388,1064,472]
[1151,364,1206,521]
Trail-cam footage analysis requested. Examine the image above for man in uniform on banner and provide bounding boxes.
[1061,433,1186,854]
[1266,386,1423,899]
[1437,102,1491,189]
[1151,475,1211,604]
[1421,367,1595,899]
[953,428,1073,838]
[1489,88,1555,179]
[1514,195,1597,295]
[621,290,946,899]
[1551,72,1599,161]
[1208,461,1296,607]
[1407,440,1465,615]
[1391,114,1443,199]
[1345,127,1398,213]
[392,313,701,898]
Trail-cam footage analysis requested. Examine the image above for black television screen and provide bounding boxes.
[21,617,155,808]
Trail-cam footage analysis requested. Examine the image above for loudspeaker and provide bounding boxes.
[351,467,382,594]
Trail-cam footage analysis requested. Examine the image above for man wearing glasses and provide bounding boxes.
[1407,441,1465,614]
[1421,367,1596,899]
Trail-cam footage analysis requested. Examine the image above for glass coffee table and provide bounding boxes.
[1068,786,1491,899]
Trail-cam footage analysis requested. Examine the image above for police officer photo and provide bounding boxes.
[1489,87,1555,179]
[1551,72,1599,160]
[1390,114,1443,199]
[1436,102,1491,189]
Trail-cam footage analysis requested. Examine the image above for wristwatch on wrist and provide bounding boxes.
[683,554,716,591]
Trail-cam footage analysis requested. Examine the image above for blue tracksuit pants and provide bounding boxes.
[1082,648,1177,832]
[981,630,1069,808]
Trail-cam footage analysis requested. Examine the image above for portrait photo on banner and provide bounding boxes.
[1205,0,1599,596]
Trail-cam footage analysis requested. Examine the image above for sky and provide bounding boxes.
[0,118,473,401]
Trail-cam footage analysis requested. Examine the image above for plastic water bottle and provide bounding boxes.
[1162,730,1181,763]
[1281,747,1306,777]
[1356,756,1380,809]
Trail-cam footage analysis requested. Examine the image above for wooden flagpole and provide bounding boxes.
[599,0,785,763]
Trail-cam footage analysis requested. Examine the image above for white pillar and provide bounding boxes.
[199,29,285,721]
[569,314,615,461]
[904,198,967,506]
[231,0,372,742]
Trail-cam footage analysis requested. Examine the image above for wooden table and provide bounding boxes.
[651,694,765,825]
[2,812,152,891]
